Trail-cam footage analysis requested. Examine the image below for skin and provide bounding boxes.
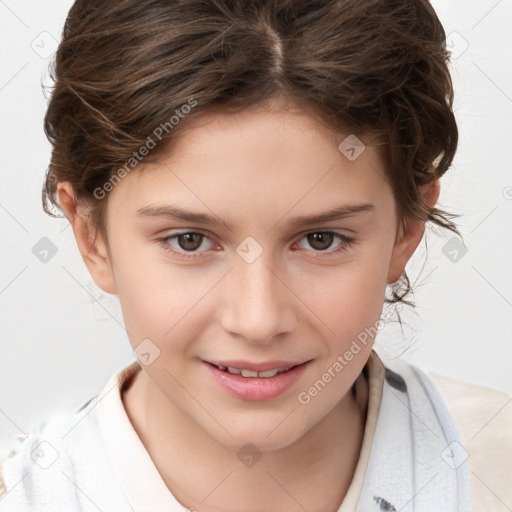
[57,96,440,512]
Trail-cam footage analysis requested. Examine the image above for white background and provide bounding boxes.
[0,0,511,450]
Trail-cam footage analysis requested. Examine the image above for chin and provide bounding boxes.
[200,413,311,453]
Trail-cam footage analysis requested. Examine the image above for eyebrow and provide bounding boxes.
[136,202,375,231]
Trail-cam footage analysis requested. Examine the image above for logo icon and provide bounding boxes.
[444,32,469,60]
[237,442,262,468]
[31,441,59,469]
[442,237,468,263]
[236,236,263,264]
[338,134,366,161]
[441,441,469,469]
[133,338,161,366]
[30,31,59,59]
[32,237,58,263]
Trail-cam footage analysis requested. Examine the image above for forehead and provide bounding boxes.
[106,102,393,226]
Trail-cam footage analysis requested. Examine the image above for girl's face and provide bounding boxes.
[78,99,424,451]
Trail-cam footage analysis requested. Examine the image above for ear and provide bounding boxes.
[387,179,441,283]
[57,182,118,295]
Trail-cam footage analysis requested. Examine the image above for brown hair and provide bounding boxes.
[42,0,460,306]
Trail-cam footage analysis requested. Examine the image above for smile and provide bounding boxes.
[209,363,298,378]
[203,359,313,401]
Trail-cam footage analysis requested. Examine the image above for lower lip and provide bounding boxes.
[203,361,311,401]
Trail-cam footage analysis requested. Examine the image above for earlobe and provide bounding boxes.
[57,182,118,295]
[387,179,441,284]
[386,216,424,284]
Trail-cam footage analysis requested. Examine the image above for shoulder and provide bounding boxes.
[0,392,112,512]
[0,401,98,509]
[0,412,75,508]
[374,354,512,509]
[425,370,512,511]
[0,362,140,510]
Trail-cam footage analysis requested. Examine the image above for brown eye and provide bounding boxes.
[306,232,335,251]
[295,230,354,258]
[156,231,215,259]
[176,232,204,251]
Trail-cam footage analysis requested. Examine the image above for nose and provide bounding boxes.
[219,252,296,346]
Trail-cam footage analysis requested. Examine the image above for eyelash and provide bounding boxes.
[156,230,355,260]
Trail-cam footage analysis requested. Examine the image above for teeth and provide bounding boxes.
[216,364,295,378]
[240,369,259,378]
[258,369,280,378]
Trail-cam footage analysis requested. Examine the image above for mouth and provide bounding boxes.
[202,359,314,401]
[204,356,314,377]
[206,362,303,379]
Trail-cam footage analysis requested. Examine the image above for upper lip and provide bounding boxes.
[204,359,312,372]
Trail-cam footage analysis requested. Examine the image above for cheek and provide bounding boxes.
[291,252,392,347]
[110,239,205,352]
[118,275,205,354]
